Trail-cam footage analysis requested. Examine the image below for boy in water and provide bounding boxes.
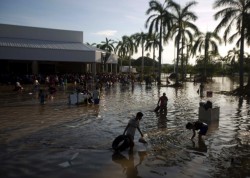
[123,112,145,151]
[39,89,46,104]
[157,93,168,112]
[186,121,208,140]
[92,87,100,104]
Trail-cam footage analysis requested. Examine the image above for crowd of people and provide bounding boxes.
[5,72,142,105]
[4,72,210,153]
[0,72,143,86]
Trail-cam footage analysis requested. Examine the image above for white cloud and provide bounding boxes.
[93,30,117,37]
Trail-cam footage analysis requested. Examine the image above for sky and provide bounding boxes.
[0,0,238,65]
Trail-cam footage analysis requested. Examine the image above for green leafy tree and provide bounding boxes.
[227,48,240,64]
[132,32,148,80]
[100,38,115,52]
[115,35,136,74]
[145,0,173,85]
[191,31,221,81]
[214,0,250,91]
[226,48,241,74]
[115,40,126,71]
[145,33,160,74]
[167,0,198,84]
[100,38,115,72]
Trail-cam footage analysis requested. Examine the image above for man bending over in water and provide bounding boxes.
[186,121,208,140]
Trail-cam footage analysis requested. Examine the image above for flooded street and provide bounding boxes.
[1,77,250,178]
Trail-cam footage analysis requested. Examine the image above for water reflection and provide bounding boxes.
[238,96,244,112]
[155,110,168,129]
[186,139,207,154]
[58,152,79,168]
[112,150,147,178]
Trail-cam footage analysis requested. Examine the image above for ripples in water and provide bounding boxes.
[0,77,250,177]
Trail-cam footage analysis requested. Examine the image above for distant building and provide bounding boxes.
[120,66,137,73]
[0,24,118,75]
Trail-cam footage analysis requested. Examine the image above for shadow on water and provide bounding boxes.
[0,77,250,177]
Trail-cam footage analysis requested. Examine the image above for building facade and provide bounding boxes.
[0,24,118,76]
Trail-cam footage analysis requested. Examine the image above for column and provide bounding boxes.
[32,60,38,74]
[92,62,96,76]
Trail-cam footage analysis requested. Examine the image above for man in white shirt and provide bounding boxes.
[123,112,144,151]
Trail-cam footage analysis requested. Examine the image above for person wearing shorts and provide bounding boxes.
[186,121,208,140]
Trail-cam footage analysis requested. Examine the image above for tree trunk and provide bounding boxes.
[181,36,185,81]
[175,34,181,85]
[204,40,209,81]
[239,22,245,92]
[141,41,144,82]
[153,47,156,76]
[185,43,189,80]
[158,21,163,85]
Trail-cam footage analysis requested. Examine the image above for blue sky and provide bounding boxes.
[0,0,237,64]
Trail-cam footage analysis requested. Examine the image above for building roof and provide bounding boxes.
[0,24,83,43]
[0,24,116,63]
[0,37,104,52]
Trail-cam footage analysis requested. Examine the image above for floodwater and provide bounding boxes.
[0,77,250,178]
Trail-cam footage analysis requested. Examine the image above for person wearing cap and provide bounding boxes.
[157,93,168,112]
[123,112,144,151]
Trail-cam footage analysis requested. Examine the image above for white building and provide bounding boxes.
[0,24,118,75]
[120,66,137,73]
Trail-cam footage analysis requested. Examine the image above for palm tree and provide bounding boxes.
[132,32,148,80]
[226,48,241,74]
[115,35,136,74]
[100,38,115,52]
[191,31,221,81]
[145,33,160,75]
[167,1,198,84]
[115,40,126,72]
[214,0,250,91]
[227,48,240,64]
[100,38,115,72]
[90,42,102,49]
[184,42,193,79]
[145,0,173,85]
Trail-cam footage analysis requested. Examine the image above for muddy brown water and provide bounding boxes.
[0,77,250,178]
